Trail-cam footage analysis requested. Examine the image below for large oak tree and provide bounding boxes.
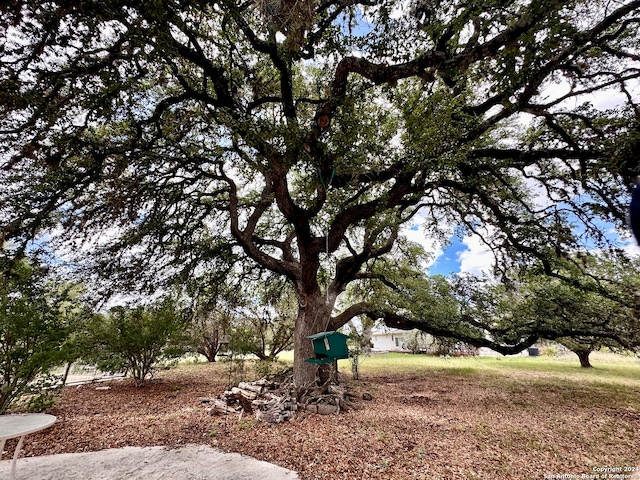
[1,0,640,385]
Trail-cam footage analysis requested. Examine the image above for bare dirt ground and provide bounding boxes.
[9,361,640,480]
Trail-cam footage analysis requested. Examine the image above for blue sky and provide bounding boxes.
[427,236,467,276]
[401,223,489,277]
[403,216,640,278]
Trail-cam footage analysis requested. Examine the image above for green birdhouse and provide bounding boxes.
[305,331,350,365]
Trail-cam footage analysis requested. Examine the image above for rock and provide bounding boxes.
[206,375,352,422]
[362,392,373,401]
[230,387,258,400]
[316,404,340,415]
[238,382,264,394]
[328,385,345,395]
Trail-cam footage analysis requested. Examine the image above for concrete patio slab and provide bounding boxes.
[0,444,299,480]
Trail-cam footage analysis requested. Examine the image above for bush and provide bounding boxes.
[22,375,62,412]
[431,337,479,357]
[187,278,295,362]
[226,299,295,361]
[404,330,430,354]
[0,256,80,413]
[81,297,190,386]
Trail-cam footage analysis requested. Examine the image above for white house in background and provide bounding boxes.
[370,327,414,353]
[370,327,532,356]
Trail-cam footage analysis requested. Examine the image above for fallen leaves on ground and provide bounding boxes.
[10,362,640,480]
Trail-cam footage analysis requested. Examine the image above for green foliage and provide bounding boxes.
[403,330,427,354]
[188,305,233,363]
[488,253,640,364]
[237,418,255,431]
[253,360,277,378]
[187,275,295,362]
[185,274,242,362]
[344,318,373,380]
[226,279,296,361]
[81,297,190,386]
[0,255,84,413]
[22,376,61,413]
[2,0,639,384]
[345,318,373,357]
[556,337,597,367]
[228,310,295,361]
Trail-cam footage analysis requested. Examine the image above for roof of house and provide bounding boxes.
[370,327,407,335]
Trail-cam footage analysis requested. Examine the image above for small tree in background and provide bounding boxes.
[187,275,295,362]
[488,253,640,368]
[346,318,373,380]
[81,297,190,386]
[403,330,431,354]
[185,271,239,363]
[0,254,83,413]
[190,309,232,363]
[228,279,296,361]
[556,337,601,368]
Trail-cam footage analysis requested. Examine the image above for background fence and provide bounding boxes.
[51,363,126,386]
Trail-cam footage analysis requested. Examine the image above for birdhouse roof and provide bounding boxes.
[306,331,349,340]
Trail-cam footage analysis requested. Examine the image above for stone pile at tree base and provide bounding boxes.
[200,372,356,423]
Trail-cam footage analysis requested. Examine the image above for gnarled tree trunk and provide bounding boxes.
[293,292,337,387]
[575,349,593,368]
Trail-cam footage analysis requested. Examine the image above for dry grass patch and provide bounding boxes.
[10,354,640,479]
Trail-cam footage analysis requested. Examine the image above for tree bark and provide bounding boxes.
[293,293,335,387]
[61,362,73,385]
[576,349,593,368]
[293,314,316,387]
[198,346,217,362]
[352,355,359,380]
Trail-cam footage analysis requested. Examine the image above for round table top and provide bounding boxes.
[0,414,57,440]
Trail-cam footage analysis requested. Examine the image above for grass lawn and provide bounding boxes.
[17,351,640,479]
[358,351,640,385]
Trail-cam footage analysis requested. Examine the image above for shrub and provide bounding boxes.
[431,337,479,357]
[226,297,295,361]
[0,256,80,413]
[81,297,190,386]
[404,330,430,354]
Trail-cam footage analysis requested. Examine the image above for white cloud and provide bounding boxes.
[401,224,444,269]
[457,234,495,276]
[623,240,640,257]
